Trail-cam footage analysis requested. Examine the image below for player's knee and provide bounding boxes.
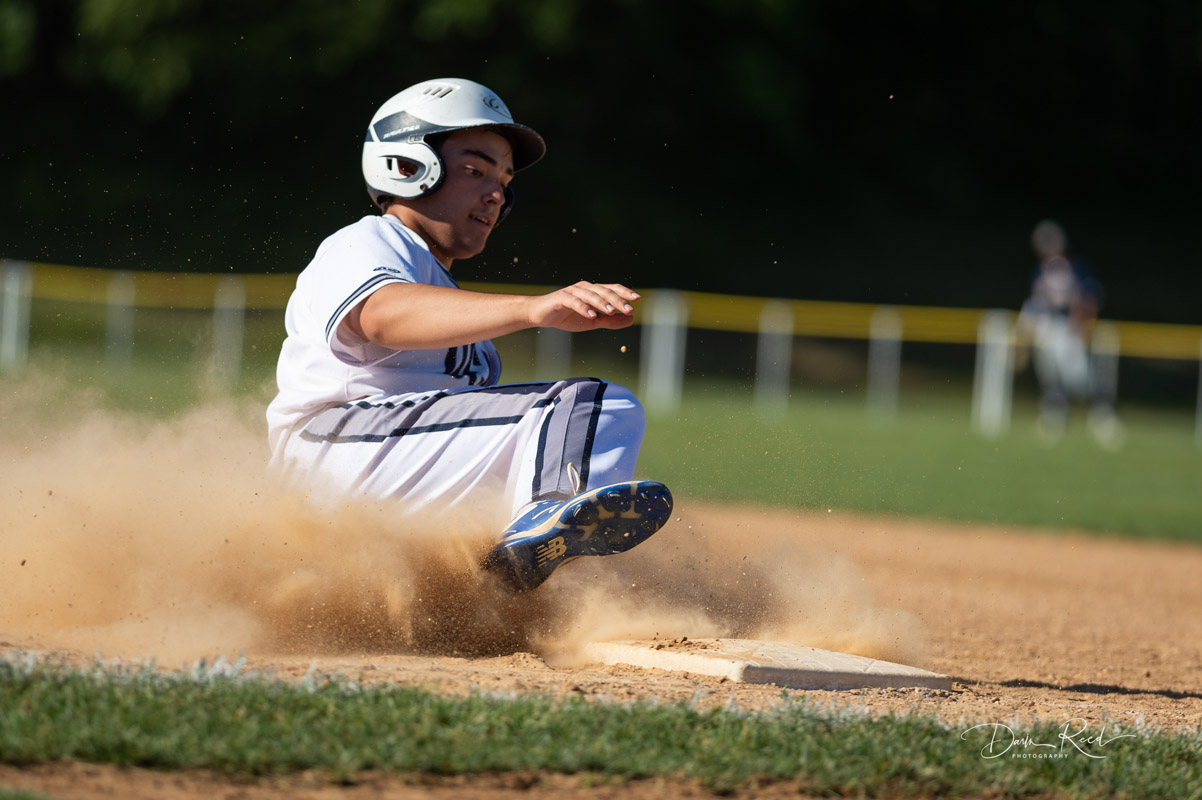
[558,377,645,437]
[599,381,646,435]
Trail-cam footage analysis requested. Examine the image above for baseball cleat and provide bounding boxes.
[480,480,673,593]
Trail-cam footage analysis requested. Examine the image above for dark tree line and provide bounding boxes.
[2,0,1200,322]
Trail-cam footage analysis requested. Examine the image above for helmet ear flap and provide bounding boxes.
[362,140,444,205]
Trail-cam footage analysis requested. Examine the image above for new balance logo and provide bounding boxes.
[535,536,568,564]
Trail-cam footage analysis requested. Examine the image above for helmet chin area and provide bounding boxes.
[498,185,515,224]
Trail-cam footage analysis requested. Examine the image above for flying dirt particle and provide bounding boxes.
[620,346,627,353]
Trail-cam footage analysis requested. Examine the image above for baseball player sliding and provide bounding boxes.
[266,78,673,592]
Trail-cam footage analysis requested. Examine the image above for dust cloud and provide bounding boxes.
[0,377,921,667]
[535,510,925,667]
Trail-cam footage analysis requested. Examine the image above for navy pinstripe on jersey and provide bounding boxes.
[324,273,407,342]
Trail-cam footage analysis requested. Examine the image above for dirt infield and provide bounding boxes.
[236,504,1202,728]
[4,500,1201,799]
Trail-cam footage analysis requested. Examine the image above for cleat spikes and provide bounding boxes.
[481,480,673,592]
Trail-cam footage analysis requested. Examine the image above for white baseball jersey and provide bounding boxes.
[266,214,501,454]
[266,213,646,524]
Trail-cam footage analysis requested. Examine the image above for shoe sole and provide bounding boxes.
[481,481,673,593]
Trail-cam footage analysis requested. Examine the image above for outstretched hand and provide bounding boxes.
[528,281,641,332]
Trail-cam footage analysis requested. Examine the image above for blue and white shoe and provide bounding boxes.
[481,480,673,592]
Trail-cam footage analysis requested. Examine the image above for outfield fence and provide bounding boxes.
[3,259,1202,442]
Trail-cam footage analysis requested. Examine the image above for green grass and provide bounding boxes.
[19,301,282,412]
[639,385,1202,543]
[2,658,1200,798]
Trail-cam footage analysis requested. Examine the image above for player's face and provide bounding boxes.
[398,129,515,268]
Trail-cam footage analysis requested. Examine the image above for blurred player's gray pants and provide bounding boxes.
[1031,315,1093,418]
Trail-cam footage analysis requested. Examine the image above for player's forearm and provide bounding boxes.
[354,283,534,350]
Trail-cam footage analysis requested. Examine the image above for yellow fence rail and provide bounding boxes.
[7,260,1202,361]
[26,262,293,311]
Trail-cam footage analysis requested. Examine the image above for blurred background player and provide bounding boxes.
[1015,219,1124,448]
[266,78,673,592]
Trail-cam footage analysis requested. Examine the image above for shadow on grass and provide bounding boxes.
[998,678,1202,702]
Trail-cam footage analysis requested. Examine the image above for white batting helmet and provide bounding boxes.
[361,78,546,213]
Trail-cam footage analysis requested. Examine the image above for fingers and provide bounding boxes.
[564,281,639,318]
[592,312,635,330]
[529,281,642,331]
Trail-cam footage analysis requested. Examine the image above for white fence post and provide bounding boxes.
[639,289,687,415]
[535,328,572,381]
[105,271,137,368]
[971,310,1014,438]
[210,274,246,386]
[1,260,32,373]
[753,299,793,416]
[1091,320,1120,408]
[867,305,903,422]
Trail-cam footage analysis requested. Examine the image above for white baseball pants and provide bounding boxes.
[272,378,646,526]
